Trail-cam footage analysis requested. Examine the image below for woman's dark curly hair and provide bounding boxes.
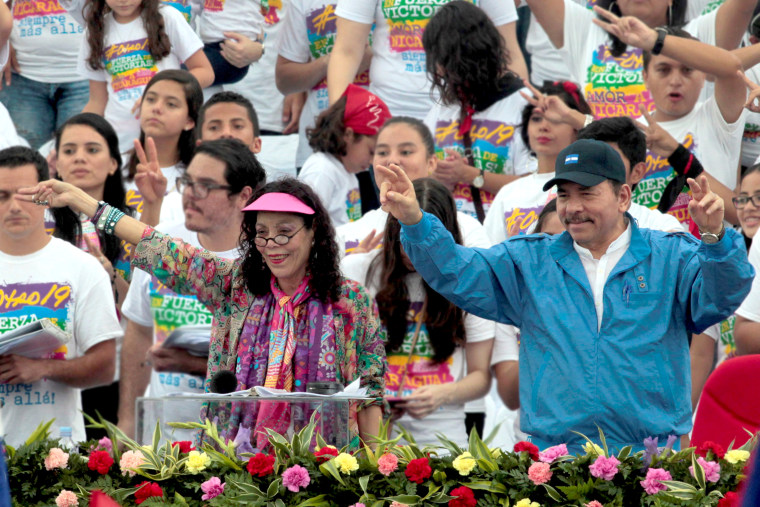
[55,113,129,265]
[595,0,687,57]
[126,70,203,181]
[368,178,465,363]
[239,178,342,304]
[520,81,592,152]
[423,1,512,108]
[86,0,171,71]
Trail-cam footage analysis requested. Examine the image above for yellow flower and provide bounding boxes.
[490,448,502,459]
[515,499,540,507]
[583,442,604,456]
[185,450,211,474]
[452,451,477,476]
[334,452,359,474]
[725,449,750,464]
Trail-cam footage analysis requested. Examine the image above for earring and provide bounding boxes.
[608,1,616,13]
[668,3,673,25]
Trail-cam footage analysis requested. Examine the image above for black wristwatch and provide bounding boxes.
[651,28,667,55]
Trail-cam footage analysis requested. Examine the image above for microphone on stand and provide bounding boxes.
[209,370,238,394]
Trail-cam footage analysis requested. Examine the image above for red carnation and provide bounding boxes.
[514,441,540,461]
[87,450,114,475]
[134,481,163,505]
[697,441,726,459]
[247,453,275,477]
[314,446,339,462]
[405,457,432,484]
[171,441,195,453]
[717,491,739,507]
[449,486,477,507]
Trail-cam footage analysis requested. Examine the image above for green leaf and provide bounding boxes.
[173,492,189,506]
[383,495,421,505]
[204,447,243,471]
[318,459,346,486]
[541,483,563,502]
[691,452,706,490]
[227,478,267,497]
[483,421,502,445]
[151,420,161,452]
[462,480,507,494]
[659,480,699,494]
[266,478,282,499]
[24,419,55,445]
[359,475,370,494]
[294,495,330,507]
[296,418,317,456]
[617,445,632,460]
[596,424,610,457]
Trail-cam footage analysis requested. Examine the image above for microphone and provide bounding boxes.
[209,370,238,394]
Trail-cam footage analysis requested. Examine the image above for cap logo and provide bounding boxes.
[565,154,579,164]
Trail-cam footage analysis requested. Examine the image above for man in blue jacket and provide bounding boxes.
[376,139,754,452]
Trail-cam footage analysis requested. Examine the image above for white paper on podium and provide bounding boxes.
[0,318,71,357]
[161,325,211,357]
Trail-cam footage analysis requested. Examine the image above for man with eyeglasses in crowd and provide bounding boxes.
[116,139,265,439]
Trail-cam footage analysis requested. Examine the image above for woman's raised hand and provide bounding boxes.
[374,163,422,225]
[133,137,167,205]
[16,179,98,216]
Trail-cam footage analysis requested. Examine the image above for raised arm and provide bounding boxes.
[497,22,528,80]
[594,7,745,123]
[327,17,372,104]
[525,0,565,49]
[713,0,759,50]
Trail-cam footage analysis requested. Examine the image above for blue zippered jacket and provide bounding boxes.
[400,212,754,449]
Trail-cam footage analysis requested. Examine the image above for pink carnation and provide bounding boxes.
[349,504,367,507]
[45,448,70,470]
[55,490,78,507]
[589,455,620,481]
[378,453,399,476]
[585,502,604,507]
[690,457,721,483]
[640,467,672,495]
[282,464,311,492]
[97,437,113,453]
[528,461,553,485]
[539,444,568,463]
[390,503,408,507]
[201,476,225,501]
[119,450,147,477]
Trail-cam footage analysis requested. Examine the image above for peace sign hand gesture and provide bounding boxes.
[739,70,760,113]
[634,104,680,158]
[133,137,167,205]
[592,5,659,50]
[520,79,583,127]
[375,163,422,225]
[688,174,724,235]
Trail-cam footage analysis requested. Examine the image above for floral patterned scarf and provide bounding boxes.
[228,275,338,450]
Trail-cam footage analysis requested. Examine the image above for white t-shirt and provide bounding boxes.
[631,97,745,231]
[341,250,494,447]
[484,172,555,244]
[335,0,517,120]
[121,221,239,400]
[337,207,492,256]
[561,0,716,120]
[0,238,122,446]
[78,5,204,154]
[703,316,736,367]
[198,0,265,42]
[298,152,361,226]
[424,89,533,219]
[225,0,287,132]
[277,0,371,166]
[10,0,84,83]
[161,0,202,25]
[124,163,186,224]
[742,63,760,168]
[736,238,760,322]
[0,105,27,149]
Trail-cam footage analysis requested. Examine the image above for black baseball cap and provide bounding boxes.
[543,139,627,191]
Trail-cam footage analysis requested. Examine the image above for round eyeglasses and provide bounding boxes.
[254,224,306,247]
[176,175,232,199]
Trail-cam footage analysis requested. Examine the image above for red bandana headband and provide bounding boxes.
[342,84,392,136]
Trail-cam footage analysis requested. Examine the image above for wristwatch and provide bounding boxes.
[699,224,725,244]
[257,39,266,56]
[472,169,485,189]
[651,27,667,56]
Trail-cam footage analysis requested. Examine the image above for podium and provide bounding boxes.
[136,393,369,448]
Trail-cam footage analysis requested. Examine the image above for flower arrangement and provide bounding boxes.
[3,416,756,506]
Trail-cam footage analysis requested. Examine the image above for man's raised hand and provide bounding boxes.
[375,163,422,225]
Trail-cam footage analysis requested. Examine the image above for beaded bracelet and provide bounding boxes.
[90,201,108,225]
[104,207,126,235]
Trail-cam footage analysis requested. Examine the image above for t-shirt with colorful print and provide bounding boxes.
[335,0,517,119]
[198,0,265,42]
[704,316,736,367]
[78,5,204,154]
[424,90,533,219]
[278,0,371,166]
[561,0,716,121]
[0,238,123,446]
[123,162,186,227]
[11,0,84,82]
[742,64,760,168]
[298,151,362,227]
[341,250,494,447]
[631,98,744,233]
[484,171,554,244]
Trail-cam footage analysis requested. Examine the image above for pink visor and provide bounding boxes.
[241,192,315,215]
